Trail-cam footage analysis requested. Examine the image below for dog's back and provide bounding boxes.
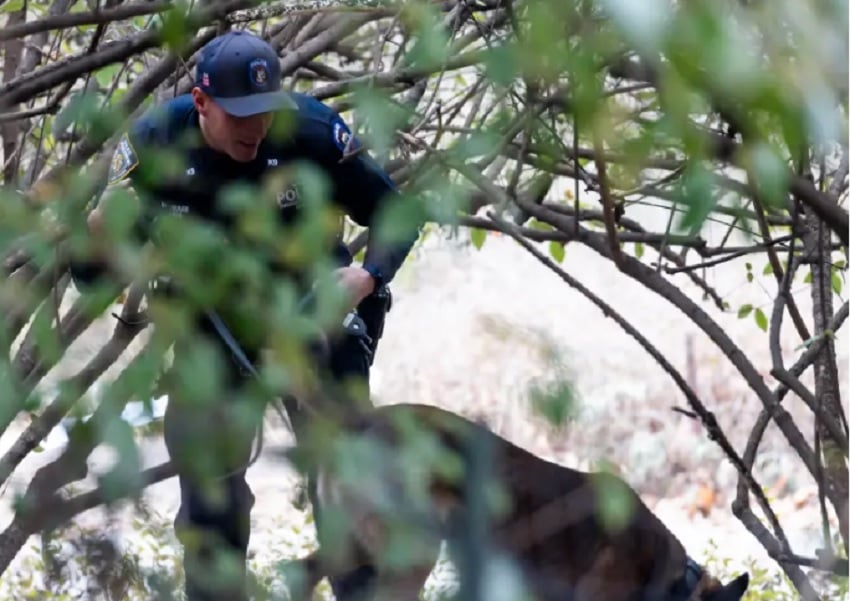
[299,402,750,601]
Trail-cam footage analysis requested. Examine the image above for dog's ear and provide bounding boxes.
[705,572,749,601]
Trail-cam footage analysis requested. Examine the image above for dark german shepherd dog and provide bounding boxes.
[284,402,750,601]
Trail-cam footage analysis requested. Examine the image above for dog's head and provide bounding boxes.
[695,572,750,601]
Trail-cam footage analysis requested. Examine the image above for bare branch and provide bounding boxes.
[40,461,177,535]
[774,302,849,405]
[0,33,155,110]
[591,131,625,268]
[0,0,174,43]
[751,186,811,341]
[609,55,850,245]
[519,200,823,482]
[485,209,793,572]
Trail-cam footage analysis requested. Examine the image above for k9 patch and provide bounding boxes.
[332,119,359,154]
[107,134,139,187]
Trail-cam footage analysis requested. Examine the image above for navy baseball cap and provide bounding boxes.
[195,30,296,117]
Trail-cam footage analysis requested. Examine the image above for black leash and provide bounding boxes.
[203,289,339,478]
[117,283,368,479]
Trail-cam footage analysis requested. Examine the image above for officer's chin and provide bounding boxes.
[231,141,260,162]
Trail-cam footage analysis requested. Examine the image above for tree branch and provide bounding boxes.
[0,34,155,110]
[591,130,625,267]
[0,325,162,574]
[484,208,793,570]
[38,461,177,536]
[774,302,849,404]
[608,55,850,247]
[517,199,822,483]
[0,0,174,43]
[750,191,810,342]
[0,284,149,489]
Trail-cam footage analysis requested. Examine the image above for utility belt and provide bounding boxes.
[354,283,393,366]
[149,274,393,367]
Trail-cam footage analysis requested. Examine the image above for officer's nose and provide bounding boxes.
[234,113,271,137]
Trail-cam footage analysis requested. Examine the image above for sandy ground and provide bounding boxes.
[0,200,847,599]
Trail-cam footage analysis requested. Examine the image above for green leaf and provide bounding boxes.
[158,2,192,52]
[635,242,645,259]
[737,304,753,319]
[600,0,668,55]
[0,0,24,12]
[401,2,450,70]
[528,218,554,232]
[676,163,716,235]
[549,241,565,263]
[754,308,768,332]
[530,379,577,428]
[592,470,637,534]
[747,143,790,210]
[350,86,412,160]
[794,332,825,352]
[448,129,502,162]
[97,417,143,503]
[483,43,518,87]
[94,64,122,89]
[832,272,843,295]
[52,91,101,138]
[470,228,486,250]
[804,271,813,284]
[763,262,773,275]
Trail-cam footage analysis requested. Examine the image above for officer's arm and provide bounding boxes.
[70,131,151,289]
[322,117,422,287]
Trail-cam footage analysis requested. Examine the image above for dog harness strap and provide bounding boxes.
[667,556,703,601]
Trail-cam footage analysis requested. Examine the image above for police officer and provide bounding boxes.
[73,30,419,601]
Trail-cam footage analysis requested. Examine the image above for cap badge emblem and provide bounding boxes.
[249,58,270,88]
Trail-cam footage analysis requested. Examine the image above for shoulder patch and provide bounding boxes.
[331,119,359,154]
[107,135,139,186]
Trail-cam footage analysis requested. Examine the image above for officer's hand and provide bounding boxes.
[333,266,375,310]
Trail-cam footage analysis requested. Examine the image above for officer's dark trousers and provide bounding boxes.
[162,312,377,601]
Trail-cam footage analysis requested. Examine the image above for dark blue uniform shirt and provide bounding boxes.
[101,92,417,288]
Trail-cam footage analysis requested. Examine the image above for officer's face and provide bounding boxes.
[193,89,273,162]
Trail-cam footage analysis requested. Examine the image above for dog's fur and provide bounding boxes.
[284,403,750,601]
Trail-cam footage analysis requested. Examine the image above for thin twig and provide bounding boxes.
[591,129,624,267]
[751,189,811,341]
[663,236,794,274]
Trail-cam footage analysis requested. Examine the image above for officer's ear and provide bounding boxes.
[192,87,211,116]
